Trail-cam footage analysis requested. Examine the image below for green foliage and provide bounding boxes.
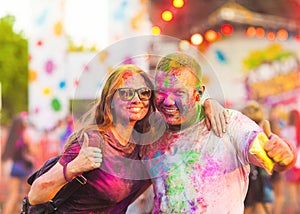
[0,15,28,125]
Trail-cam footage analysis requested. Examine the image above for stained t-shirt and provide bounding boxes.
[59,130,151,214]
[141,109,263,213]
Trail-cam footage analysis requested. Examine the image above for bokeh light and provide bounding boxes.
[161,10,173,22]
[190,33,203,45]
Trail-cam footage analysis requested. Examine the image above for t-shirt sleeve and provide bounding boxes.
[226,109,263,166]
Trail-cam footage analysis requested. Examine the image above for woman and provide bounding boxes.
[281,109,300,214]
[28,64,227,213]
[242,101,274,214]
[2,112,34,214]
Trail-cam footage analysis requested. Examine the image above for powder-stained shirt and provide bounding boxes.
[141,109,262,213]
[59,130,151,214]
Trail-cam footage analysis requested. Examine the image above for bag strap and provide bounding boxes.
[29,175,87,213]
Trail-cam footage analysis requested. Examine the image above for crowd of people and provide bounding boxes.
[0,52,299,214]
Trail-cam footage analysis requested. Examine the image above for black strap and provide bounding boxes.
[46,175,87,211]
[24,175,87,213]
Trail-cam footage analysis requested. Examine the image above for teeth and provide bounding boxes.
[165,109,177,113]
[130,108,141,111]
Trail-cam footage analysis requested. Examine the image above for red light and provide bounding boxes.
[295,35,300,42]
[221,24,233,36]
[266,32,275,41]
[161,10,173,22]
[245,27,256,37]
[256,28,265,38]
[277,29,288,41]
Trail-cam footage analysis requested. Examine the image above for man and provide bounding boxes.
[141,52,296,213]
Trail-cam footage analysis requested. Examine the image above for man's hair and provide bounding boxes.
[156,52,202,86]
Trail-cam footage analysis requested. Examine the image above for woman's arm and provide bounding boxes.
[203,99,229,137]
[28,133,102,205]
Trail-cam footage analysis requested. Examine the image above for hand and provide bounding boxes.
[203,98,229,137]
[262,120,295,167]
[68,133,103,175]
[264,134,295,166]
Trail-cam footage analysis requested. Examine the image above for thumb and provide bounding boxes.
[262,120,272,138]
[81,133,90,148]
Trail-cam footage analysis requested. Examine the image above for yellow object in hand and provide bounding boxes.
[249,120,275,175]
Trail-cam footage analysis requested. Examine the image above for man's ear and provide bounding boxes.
[197,85,205,100]
[194,85,205,101]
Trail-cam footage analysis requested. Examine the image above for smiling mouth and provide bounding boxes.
[161,108,179,115]
[128,107,143,113]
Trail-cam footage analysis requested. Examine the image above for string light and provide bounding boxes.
[205,30,218,42]
[277,29,288,41]
[266,32,276,41]
[173,0,184,8]
[161,10,173,22]
[245,27,256,37]
[152,26,161,35]
[190,33,203,45]
[256,27,265,38]
[221,24,233,36]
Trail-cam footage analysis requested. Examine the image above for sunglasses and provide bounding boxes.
[116,87,152,101]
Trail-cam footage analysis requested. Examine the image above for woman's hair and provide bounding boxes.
[2,113,26,160]
[66,64,155,148]
[242,100,264,125]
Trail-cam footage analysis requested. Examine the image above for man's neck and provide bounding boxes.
[168,106,205,132]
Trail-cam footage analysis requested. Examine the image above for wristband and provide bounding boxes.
[63,163,73,182]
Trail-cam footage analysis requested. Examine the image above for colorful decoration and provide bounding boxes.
[51,98,62,111]
[43,87,51,95]
[243,44,300,101]
[59,80,66,89]
[44,60,56,74]
[54,21,63,36]
[29,70,38,82]
[215,49,227,64]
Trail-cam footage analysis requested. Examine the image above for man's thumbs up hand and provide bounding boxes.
[263,120,295,167]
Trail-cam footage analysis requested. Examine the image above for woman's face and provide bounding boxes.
[111,72,151,125]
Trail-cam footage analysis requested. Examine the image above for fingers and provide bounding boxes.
[223,110,229,124]
[219,111,227,133]
[80,147,103,170]
[205,117,211,131]
[264,135,294,166]
[262,120,272,138]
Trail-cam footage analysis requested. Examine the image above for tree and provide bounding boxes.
[0,15,28,125]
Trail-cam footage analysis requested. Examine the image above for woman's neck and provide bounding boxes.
[110,123,135,146]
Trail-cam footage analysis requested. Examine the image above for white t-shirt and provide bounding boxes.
[142,109,263,214]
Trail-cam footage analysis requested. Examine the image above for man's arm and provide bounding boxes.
[248,125,297,173]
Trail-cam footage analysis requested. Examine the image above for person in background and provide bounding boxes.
[242,100,274,214]
[281,109,300,214]
[27,64,227,213]
[141,52,297,213]
[1,112,35,214]
[269,106,285,214]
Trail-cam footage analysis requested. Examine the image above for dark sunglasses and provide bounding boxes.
[116,87,152,101]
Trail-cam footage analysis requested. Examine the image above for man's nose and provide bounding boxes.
[162,94,175,106]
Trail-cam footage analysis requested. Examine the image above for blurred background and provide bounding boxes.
[0,0,300,213]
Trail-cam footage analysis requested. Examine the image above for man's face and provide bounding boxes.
[154,68,203,130]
